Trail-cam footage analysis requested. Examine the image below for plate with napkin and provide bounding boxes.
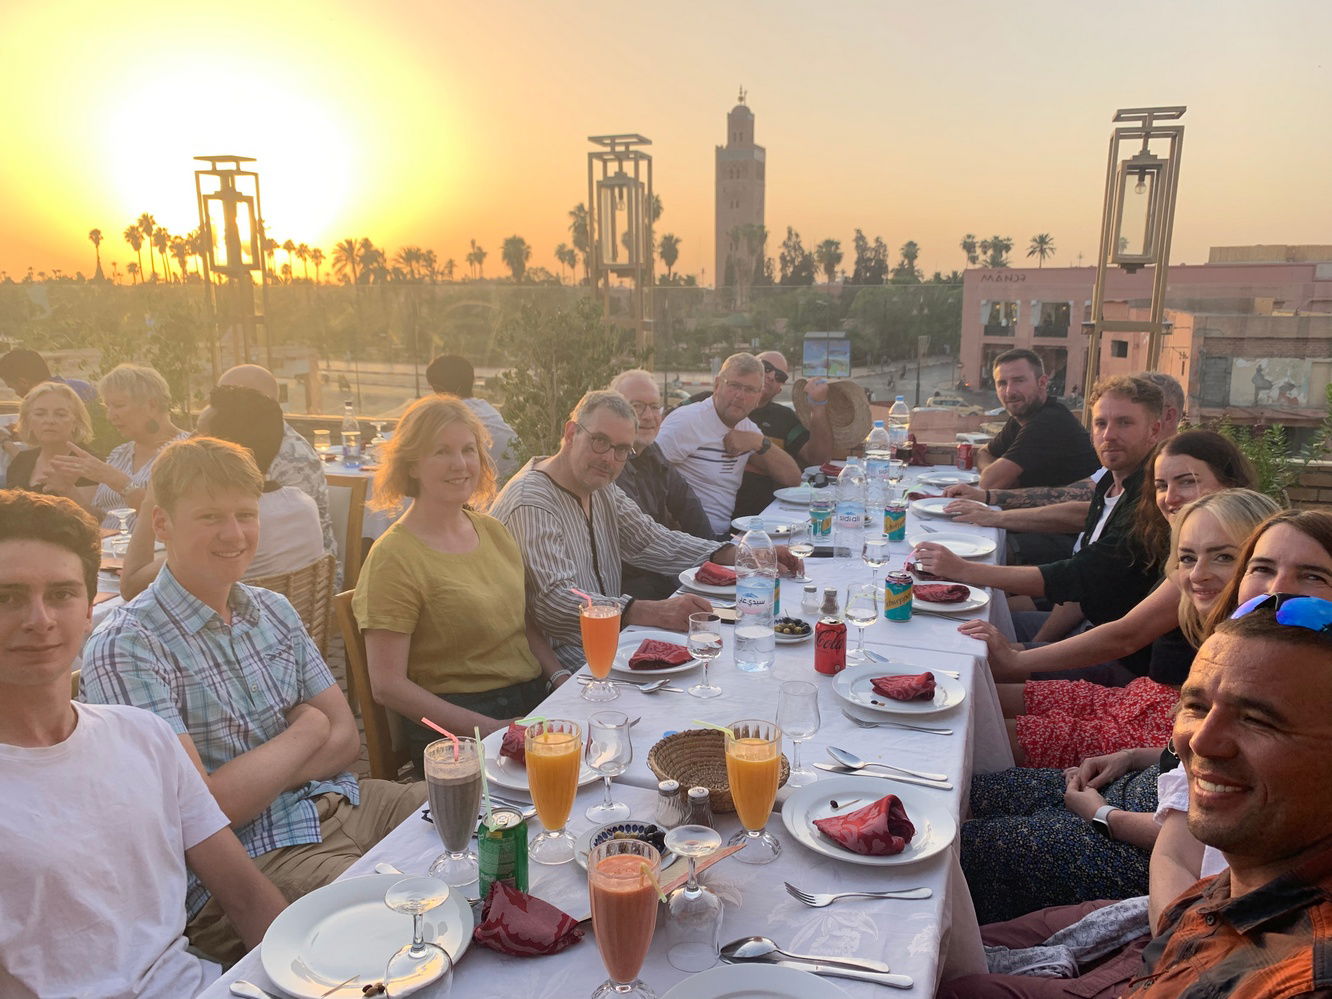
[782,776,956,867]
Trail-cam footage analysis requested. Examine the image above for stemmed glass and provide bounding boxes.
[776,681,821,788]
[664,824,724,972]
[383,876,454,995]
[588,838,661,999]
[525,719,582,865]
[862,538,890,585]
[424,737,483,888]
[581,598,622,702]
[585,711,633,822]
[887,458,906,486]
[724,719,783,865]
[845,582,879,663]
[686,612,723,699]
[107,507,135,557]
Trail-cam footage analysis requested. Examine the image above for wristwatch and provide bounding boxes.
[1091,804,1119,838]
[756,437,773,456]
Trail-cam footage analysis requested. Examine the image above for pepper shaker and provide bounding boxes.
[685,786,714,829]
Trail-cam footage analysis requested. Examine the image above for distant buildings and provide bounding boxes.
[714,90,765,290]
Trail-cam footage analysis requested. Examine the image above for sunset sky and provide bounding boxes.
[2,0,1329,283]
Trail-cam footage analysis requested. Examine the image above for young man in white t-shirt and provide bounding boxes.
[0,491,286,999]
[655,351,803,534]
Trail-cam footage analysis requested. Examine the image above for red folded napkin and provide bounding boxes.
[915,583,970,604]
[472,880,585,956]
[813,794,916,855]
[820,462,843,476]
[694,561,736,586]
[499,721,526,766]
[871,672,937,701]
[628,638,691,671]
[906,491,942,502]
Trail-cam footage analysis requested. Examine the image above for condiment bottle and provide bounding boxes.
[685,786,714,829]
[801,583,820,617]
[655,779,684,828]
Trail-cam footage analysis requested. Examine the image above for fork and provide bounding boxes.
[839,709,952,735]
[784,882,933,907]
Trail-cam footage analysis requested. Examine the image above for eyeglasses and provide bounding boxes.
[574,422,636,461]
[721,379,762,397]
[1231,592,1332,635]
[762,360,789,385]
[629,400,663,416]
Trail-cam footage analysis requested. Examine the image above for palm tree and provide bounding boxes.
[358,238,387,282]
[310,247,325,283]
[88,229,105,281]
[960,234,979,267]
[170,236,190,280]
[332,238,360,285]
[262,237,278,274]
[394,246,424,281]
[282,239,297,274]
[421,248,437,282]
[466,239,487,279]
[296,243,310,280]
[979,235,1013,268]
[138,213,157,279]
[554,242,573,282]
[814,238,843,284]
[658,233,681,279]
[568,204,590,283]
[124,225,144,281]
[442,258,456,281]
[501,235,531,281]
[126,261,140,284]
[152,227,172,282]
[1027,233,1057,267]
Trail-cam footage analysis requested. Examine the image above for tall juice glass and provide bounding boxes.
[424,737,483,887]
[525,719,582,864]
[581,598,622,702]
[589,838,661,999]
[724,719,782,864]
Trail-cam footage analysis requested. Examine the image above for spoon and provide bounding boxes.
[719,936,893,974]
[826,746,948,783]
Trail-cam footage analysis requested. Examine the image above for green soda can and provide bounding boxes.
[883,503,906,541]
[884,571,913,622]
[477,806,528,898]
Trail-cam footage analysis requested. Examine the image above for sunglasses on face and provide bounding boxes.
[1231,592,1332,635]
[574,422,636,461]
[762,360,789,384]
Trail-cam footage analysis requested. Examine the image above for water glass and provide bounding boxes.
[686,612,723,699]
[664,824,724,972]
[845,582,879,662]
[787,520,814,560]
[585,711,633,822]
[862,538,890,584]
[776,681,820,788]
[887,458,906,484]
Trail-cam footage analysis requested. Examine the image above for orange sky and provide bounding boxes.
[2,0,1329,283]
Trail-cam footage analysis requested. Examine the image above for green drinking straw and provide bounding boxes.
[474,725,494,827]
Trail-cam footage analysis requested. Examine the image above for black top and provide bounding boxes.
[986,398,1100,488]
[615,443,719,600]
[4,447,95,492]
[734,402,809,519]
[1147,627,1195,687]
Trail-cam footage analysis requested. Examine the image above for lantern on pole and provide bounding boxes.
[587,134,654,353]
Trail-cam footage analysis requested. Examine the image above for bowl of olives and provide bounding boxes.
[774,616,813,643]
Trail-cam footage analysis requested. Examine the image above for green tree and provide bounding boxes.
[814,238,842,284]
[960,234,979,267]
[124,225,145,283]
[658,233,681,279]
[501,235,531,281]
[980,235,1014,268]
[88,229,104,281]
[568,204,590,284]
[1027,233,1056,267]
[850,229,889,285]
[891,240,922,284]
[778,227,816,286]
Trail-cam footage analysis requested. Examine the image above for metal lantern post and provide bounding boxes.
[587,134,654,354]
[193,155,271,377]
[1082,107,1185,415]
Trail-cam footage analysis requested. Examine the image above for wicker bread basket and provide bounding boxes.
[646,728,790,814]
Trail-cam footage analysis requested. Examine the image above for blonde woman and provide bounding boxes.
[51,363,186,524]
[5,381,98,507]
[352,395,568,773]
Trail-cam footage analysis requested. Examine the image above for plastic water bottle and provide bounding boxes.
[834,458,866,559]
[863,420,891,529]
[888,395,911,457]
[341,400,363,469]
[734,520,777,672]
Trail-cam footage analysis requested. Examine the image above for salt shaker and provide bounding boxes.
[655,779,684,828]
[685,786,714,829]
[800,583,820,617]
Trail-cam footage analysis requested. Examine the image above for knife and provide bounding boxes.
[722,956,913,990]
[814,763,953,791]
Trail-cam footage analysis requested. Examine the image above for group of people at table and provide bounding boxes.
[1,342,1330,998]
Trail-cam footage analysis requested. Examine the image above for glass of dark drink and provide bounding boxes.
[424,737,484,888]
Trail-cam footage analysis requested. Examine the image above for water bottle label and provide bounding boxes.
[736,577,774,616]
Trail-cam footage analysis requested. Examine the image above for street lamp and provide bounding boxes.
[587,134,654,353]
[194,154,271,375]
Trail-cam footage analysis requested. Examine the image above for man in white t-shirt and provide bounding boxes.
[0,490,285,999]
[655,352,803,534]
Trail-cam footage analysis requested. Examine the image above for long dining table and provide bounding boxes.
[200,464,1016,998]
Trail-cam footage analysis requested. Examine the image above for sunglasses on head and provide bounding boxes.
[761,360,788,384]
[1231,592,1332,635]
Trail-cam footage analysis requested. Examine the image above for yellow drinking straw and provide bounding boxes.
[639,863,668,903]
[692,719,735,737]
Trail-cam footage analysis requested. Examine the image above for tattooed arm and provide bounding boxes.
[989,477,1097,510]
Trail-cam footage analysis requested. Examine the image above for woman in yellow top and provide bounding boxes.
[353,395,569,771]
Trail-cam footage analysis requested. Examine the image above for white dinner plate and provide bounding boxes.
[908,496,955,518]
[731,515,803,537]
[480,727,599,793]
[911,582,990,615]
[773,485,814,506]
[918,471,979,487]
[905,530,997,559]
[781,775,958,868]
[833,662,967,716]
[662,962,851,999]
[678,566,736,596]
[611,630,700,677]
[260,874,473,998]
[775,629,813,645]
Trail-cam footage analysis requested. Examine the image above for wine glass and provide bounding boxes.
[107,507,135,557]
[845,582,879,663]
[664,824,724,972]
[383,876,454,995]
[525,719,581,865]
[724,719,782,865]
[423,737,483,888]
[312,428,333,461]
[776,680,821,788]
[862,538,890,585]
[686,612,723,699]
[581,598,622,702]
[588,838,661,999]
[585,711,633,822]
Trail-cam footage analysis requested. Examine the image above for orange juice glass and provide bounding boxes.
[525,719,582,864]
[580,599,622,701]
[588,838,661,999]
[724,719,783,864]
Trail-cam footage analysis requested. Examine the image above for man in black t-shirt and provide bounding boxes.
[978,349,1100,490]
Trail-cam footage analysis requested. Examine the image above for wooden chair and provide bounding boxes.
[333,590,410,781]
[325,474,368,590]
[246,553,338,657]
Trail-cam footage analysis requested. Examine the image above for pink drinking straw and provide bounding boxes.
[419,717,461,761]
[569,587,595,607]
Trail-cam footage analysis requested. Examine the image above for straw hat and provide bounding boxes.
[793,377,873,451]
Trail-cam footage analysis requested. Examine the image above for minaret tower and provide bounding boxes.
[714,88,766,289]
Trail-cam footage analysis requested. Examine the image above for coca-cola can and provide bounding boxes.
[956,442,974,470]
[814,618,847,675]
